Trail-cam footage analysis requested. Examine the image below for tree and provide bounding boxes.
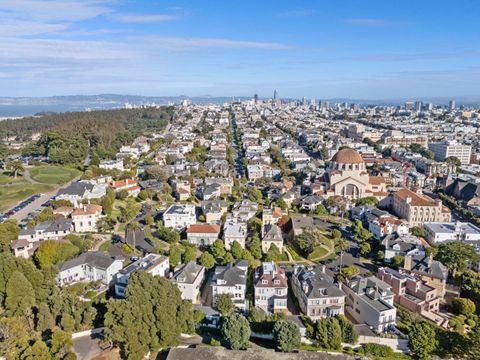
[408,322,438,360]
[126,221,140,250]
[314,204,328,216]
[231,241,244,260]
[265,244,282,262]
[0,317,29,359]
[340,265,359,280]
[249,235,262,260]
[452,297,476,316]
[411,226,425,238]
[183,246,197,263]
[5,271,35,316]
[359,242,371,256]
[465,324,480,359]
[144,215,154,226]
[436,242,478,276]
[61,313,75,333]
[315,317,342,350]
[210,239,226,258]
[34,240,80,268]
[462,270,480,304]
[6,160,24,178]
[352,220,372,242]
[273,320,301,353]
[354,197,379,207]
[446,156,461,167]
[222,252,235,265]
[221,313,251,350]
[50,329,73,359]
[169,245,182,267]
[295,228,323,256]
[157,225,180,243]
[391,255,404,269]
[338,315,358,344]
[331,229,342,239]
[104,272,194,360]
[23,340,50,360]
[199,252,215,269]
[217,293,234,316]
[36,303,55,333]
[0,219,20,252]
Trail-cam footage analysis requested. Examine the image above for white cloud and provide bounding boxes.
[0,0,112,21]
[343,18,401,27]
[0,20,68,36]
[111,13,178,23]
[148,36,293,50]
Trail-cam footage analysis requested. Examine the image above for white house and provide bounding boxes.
[171,261,205,303]
[57,252,123,287]
[56,180,108,208]
[211,260,248,311]
[424,221,480,244]
[223,221,248,250]
[342,276,397,333]
[99,159,124,171]
[115,254,169,297]
[163,204,196,229]
[253,262,288,314]
[186,223,221,247]
[71,204,103,232]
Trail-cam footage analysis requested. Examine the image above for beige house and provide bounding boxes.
[392,188,451,226]
[322,148,387,200]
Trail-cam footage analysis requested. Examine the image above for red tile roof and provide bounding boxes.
[187,224,220,234]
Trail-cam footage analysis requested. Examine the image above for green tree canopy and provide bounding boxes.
[436,242,478,275]
[210,239,226,258]
[34,240,80,268]
[199,252,215,270]
[408,322,438,360]
[221,313,251,350]
[217,293,234,316]
[315,317,342,350]
[104,272,195,360]
[273,320,301,352]
[5,271,35,316]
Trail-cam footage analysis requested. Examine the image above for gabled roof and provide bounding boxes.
[172,261,204,284]
[213,261,248,287]
[59,252,119,272]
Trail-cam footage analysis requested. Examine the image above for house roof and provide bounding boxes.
[187,224,220,234]
[59,252,119,272]
[254,262,288,288]
[213,261,248,287]
[72,204,102,216]
[172,261,204,284]
[294,265,345,299]
[394,188,438,207]
[369,176,386,185]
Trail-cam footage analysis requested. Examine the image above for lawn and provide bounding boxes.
[0,171,24,185]
[308,245,329,261]
[0,183,55,212]
[29,166,80,185]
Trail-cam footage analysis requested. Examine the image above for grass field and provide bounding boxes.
[29,166,80,185]
[0,171,25,185]
[0,183,55,212]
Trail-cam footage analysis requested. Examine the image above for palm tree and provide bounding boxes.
[335,237,349,270]
[6,160,24,178]
[127,221,140,251]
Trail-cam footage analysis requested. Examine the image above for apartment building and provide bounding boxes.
[428,140,472,165]
[163,204,196,229]
[291,265,345,320]
[342,276,397,333]
[392,188,451,226]
[253,262,288,314]
[211,260,248,311]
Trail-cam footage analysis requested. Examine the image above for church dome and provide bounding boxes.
[331,148,364,164]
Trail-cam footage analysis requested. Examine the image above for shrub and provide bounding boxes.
[210,338,221,346]
[357,343,394,357]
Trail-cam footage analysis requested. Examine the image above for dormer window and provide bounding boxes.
[262,280,268,284]
[274,279,280,285]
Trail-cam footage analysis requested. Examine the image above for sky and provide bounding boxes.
[1,0,480,99]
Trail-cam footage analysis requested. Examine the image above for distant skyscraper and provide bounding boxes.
[273,89,278,100]
[253,93,258,103]
[310,98,316,106]
[405,101,414,110]
[319,100,329,109]
[415,101,422,111]
[449,100,456,111]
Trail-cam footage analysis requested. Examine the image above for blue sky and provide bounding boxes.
[1,0,480,99]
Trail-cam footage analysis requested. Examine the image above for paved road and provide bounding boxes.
[8,176,80,222]
[73,333,106,360]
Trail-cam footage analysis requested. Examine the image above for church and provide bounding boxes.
[319,148,388,200]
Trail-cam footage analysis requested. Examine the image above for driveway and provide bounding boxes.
[73,333,107,360]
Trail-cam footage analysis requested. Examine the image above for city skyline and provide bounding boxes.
[1,0,480,99]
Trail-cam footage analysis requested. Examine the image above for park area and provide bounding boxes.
[0,165,80,212]
[28,165,80,185]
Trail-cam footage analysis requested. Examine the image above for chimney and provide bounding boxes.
[404,255,412,271]
[428,254,433,268]
[321,265,326,273]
